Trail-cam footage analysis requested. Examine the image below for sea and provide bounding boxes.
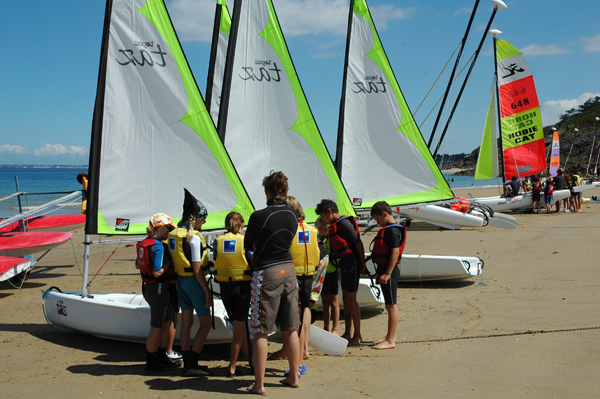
[0,167,503,218]
[0,167,88,218]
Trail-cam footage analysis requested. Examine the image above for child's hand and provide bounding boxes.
[377,274,390,285]
[205,292,213,308]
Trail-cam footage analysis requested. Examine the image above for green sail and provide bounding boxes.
[475,80,499,180]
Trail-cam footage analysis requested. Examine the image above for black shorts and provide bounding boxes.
[532,192,541,202]
[297,275,313,309]
[338,255,360,293]
[321,268,339,296]
[168,282,179,315]
[219,280,251,322]
[376,264,400,305]
[143,282,172,328]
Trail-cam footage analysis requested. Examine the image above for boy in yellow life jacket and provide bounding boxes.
[212,211,252,377]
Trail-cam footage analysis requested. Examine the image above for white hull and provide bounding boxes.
[0,258,33,282]
[400,205,484,230]
[366,254,483,282]
[573,183,598,193]
[43,290,234,344]
[471,189,570,212]
[315,278,384,310]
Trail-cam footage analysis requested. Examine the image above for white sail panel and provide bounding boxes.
[92,0,252,234]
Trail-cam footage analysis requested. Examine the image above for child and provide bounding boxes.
[316,199,366,346]
[369,201,405,350]
[213,211,252,378]
[531,176,542,214]
[315,216,340,335]
[543,179,554,214]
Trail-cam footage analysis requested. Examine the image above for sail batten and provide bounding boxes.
[336,0,453,208]
[86,0,253,235]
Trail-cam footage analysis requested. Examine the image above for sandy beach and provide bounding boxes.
[2,185,600,398]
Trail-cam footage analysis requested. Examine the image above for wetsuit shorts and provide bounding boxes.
[321,268,339,296]
[250,262,300,334]
[532,192,541,202]
[338,255,360,293]
[143,281,172,328]
[177,275,210,316]
[297,275,313,309]
[545,195,553,204]
[219,280,251,322]
[376,263,400,306]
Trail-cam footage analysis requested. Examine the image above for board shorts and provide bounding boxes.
[297,275,313,309]
[219,280,251,322]
[250,262,300,334]
[321,268,339,296]
[545,194,553,204]
[532,192,541,202]
[376,263,400,305]
[338,255,360,293]
[143,282,172,328]
[177,275,210,316]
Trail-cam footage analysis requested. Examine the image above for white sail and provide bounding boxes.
[88,0,253,234]
[217,0,354,221]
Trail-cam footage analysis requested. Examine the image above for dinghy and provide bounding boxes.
[0,214,85,233]
[0,256,33,282]
[0,231,73,258]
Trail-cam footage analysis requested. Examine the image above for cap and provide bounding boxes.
[149,213,176,230]
[183,188,208,220]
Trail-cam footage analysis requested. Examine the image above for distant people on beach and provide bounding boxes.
[553,168,565,212]
[543,178,555,214]
[76,173,88,215]
[531,176,542,214]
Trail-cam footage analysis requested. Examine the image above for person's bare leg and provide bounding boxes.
[346,291,362,346]
[179,309,194,351]
[228,320,246,375]
[279,330,300,388]
[322,295,332,332]
[249,333,268,395]
[341,290,352,340]
[373,304,397,349]
[300,308,311,361]
[191,314,212,354]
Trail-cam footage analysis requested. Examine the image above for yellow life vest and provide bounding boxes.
[168,227,209,277]
[213,232,251,282]
[290,221,320,276]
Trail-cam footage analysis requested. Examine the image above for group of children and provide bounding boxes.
[136,189,405,384]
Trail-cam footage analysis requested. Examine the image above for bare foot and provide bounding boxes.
[247,384,266,395]
[341,333,351,341]
[348,335,362,346]
[331,330,339,336]
[373,336,387,345]
[268,349,287,360]
[279,378,299,388]
[303,352,310,360]
[373,339,396,350]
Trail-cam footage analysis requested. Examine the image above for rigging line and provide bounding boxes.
[418,52,476,129]
[413,42,461,117]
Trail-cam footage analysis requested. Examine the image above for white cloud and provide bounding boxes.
[582,33,600,52]
[167,0,416,40]
[454,7,472,16]
[521,43,569,56]
[541,92,600,125]
[0,144,27,154]
[33,144,88,158]
[313,51,343,58]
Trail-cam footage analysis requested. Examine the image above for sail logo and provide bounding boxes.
[56,300,67,317]
[240,61,282,82]
[115,218,130,232]
[501,63,525,79]
[352,198,363,207]
[352,76,387,94]
[115,42,168,68]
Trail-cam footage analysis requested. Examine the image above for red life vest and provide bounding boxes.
[136,238,174,284]
[451,197,470,213]
[546,184,554,195]
[328,216,360,259]
[371,224,406,265]
[532,181,541,193]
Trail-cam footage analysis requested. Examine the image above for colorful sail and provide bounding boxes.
[336,0,453,208]
[549,130,560,176]
[217,0,354,221]
[475,80,499,180]
[496,39,546,178]
[86,0,253,235]
[205,0,231,125]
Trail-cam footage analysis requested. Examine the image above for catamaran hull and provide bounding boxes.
[0,215,86,233]
[400,205,484,230]
[42,291,234,344]
[0,232,74,257]
[573,183,599,193]
[471,190,570,212]
[0,256,33,282]
[315,278,383,310]
[366,254,483,282]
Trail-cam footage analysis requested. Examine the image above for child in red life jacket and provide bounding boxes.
[543,179,555,214]
[315,199,366,347]
[315,216,340,335]
[370,201,406,350]
[135,213,178,372]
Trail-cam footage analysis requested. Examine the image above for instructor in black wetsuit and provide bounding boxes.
[244,171,301,395]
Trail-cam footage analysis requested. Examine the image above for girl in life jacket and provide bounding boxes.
[167,188,213,377]
[212,211,252,377]
[135,213,178,372]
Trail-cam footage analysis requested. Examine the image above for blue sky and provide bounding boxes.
[1,0,599,165]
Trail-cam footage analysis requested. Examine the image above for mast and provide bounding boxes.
[491,30,505,180]
[335,0,356,177]
[205,1,223,116]
[432,0,507,159]
[427,0,480,150]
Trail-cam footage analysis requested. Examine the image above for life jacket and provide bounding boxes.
[532,181,541,193]
[328,216,360,260]
[213,232,251,282]
[136,237,174,284]
[290,221,320,276]
[168,227,209,277]
[545,184,554,195]
[451,197,470,213]
[371,224,406,265]
[574,175,583,186]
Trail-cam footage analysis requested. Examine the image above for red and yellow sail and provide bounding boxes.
[496,39,546,178]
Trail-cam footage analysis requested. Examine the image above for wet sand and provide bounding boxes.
[2,186,600,398]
